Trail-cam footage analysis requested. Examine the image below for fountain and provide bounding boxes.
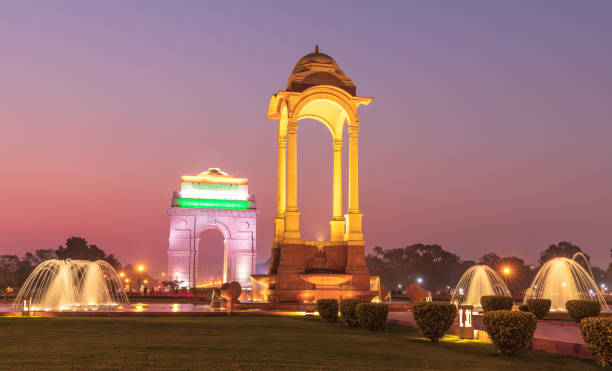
[451,265,511,310]
[12,259,128,311]
[524,256,607,312]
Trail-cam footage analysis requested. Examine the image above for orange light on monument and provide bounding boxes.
[137,265,145,272]
[181,168,248,185]
[458,304,474,339]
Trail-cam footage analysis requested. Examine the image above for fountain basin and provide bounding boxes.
[298,274,352,288]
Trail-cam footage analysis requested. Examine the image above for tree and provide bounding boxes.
[480,253,502,268]
[366,244,471,293]
[591,266,606,286]
[0,237,122,289]
[538,241,589,267]
[479,253,535,296]
[22,249,57,267]
[608,249,612,284]
[56,237,121,269]
[0,255,35,288]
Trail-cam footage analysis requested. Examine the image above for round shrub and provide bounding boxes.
[518,304,530,312]
[580,317,612,367]
[483,310,537,356]
[480,295,513,312]
[316,299,338,322]
[526,299,551,319]
[566,300,601,322]
[340,299,366,327]
[356,303,389,331]
[412,302,457,342]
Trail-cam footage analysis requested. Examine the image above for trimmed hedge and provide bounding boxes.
[480,295,513,312]
[580,317,612,367]
[356,303,388,331]
[316,299,338,322]
[483,310,537,356]
[518,304,530,312]
[526,299,551,319]
[340,299,366,327]
[566,300,601,322]
[412,302,457,342]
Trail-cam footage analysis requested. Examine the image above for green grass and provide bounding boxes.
[0,316,598,370]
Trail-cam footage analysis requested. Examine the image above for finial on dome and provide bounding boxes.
[315,44,319,53]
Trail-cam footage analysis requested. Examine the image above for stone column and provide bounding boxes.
[284,118,300,241]
[345,124,363,242]
[277,137,287,216]
[330,139,345,241]
[273,135,287,244]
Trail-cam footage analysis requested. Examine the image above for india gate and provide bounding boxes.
[252,46,380,302]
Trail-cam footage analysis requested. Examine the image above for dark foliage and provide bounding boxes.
[526,299,551,319]
[480,296,513,312]
[366,244,473,293]
[580,317,612,367]
[483,310,537,356]
[566,300,601,322]
[340,299,366,327]
[412,302,457,342]
[356,303,389,331]
[316,299,338,322]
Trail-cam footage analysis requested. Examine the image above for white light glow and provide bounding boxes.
[180,182,249,201]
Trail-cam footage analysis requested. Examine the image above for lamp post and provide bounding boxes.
[458,305,474,339]
[502,267,511,295]
[137,265,145,293]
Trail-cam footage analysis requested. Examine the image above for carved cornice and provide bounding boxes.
[167,207,257,218]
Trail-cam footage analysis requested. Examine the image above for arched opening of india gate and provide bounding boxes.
[252,46,381,302]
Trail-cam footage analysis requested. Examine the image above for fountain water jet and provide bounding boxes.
[451,265,511,310]
[524,257,607,312]
[12,259,128,311]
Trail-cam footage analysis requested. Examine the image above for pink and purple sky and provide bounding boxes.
[1,1,611,273]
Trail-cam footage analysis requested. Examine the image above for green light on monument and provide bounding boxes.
[176,198,248,209]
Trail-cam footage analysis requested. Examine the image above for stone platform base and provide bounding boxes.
[263,289,378,303]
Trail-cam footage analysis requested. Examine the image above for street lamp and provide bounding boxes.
[417,277,423,287]
[502,267,511,295]
[136,265,145,294]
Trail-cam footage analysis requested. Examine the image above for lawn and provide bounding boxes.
[0,315,598,370]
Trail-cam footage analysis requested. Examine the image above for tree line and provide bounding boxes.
[366,241,611,295]
[2,237,610,295]
[0,237,120,288]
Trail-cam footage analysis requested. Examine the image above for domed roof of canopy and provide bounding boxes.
[286,45,357,96]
